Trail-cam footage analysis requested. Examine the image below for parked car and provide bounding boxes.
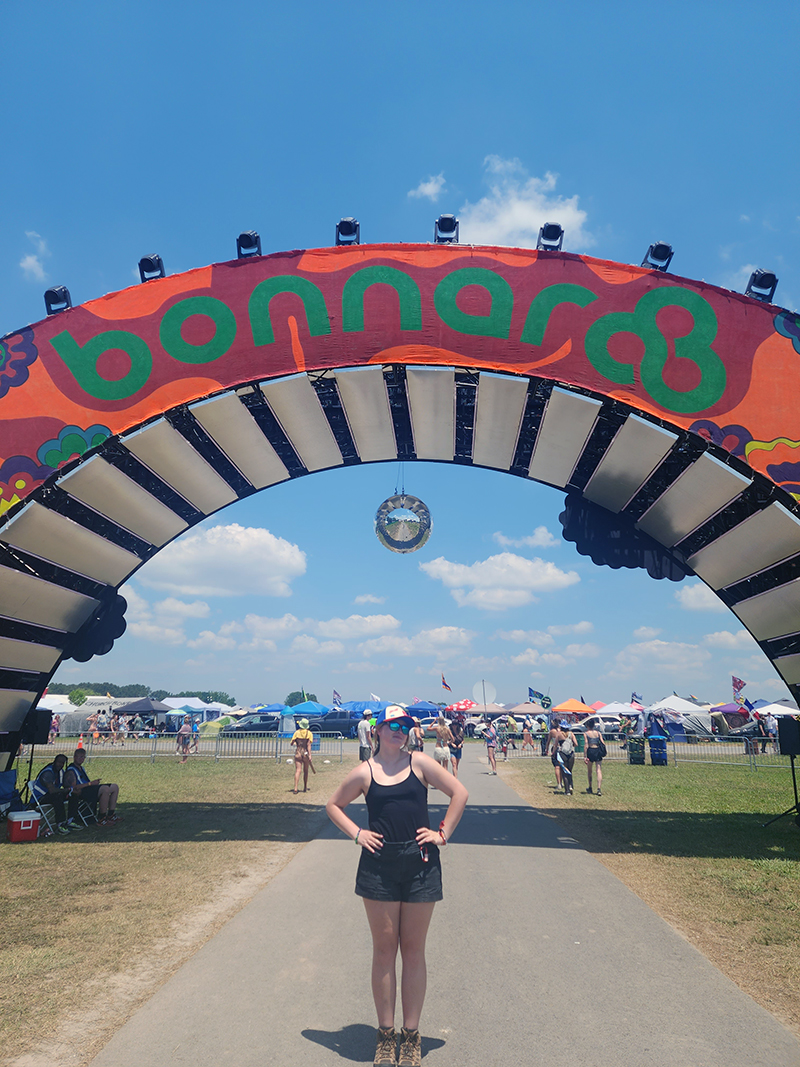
[314,710,360,737]
[222,712,328,734]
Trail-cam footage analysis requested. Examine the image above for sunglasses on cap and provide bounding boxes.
[386,722,410,734]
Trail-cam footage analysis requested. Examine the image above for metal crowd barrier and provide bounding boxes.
[24,731,345,764]
[503,734,788,770]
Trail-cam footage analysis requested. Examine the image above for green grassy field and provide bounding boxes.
[0,755,356,1066]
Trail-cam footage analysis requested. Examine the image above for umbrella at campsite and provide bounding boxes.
[446,699,477,712]
[115,697,173,715]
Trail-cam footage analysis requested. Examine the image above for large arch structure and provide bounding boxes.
[2,243,800,753]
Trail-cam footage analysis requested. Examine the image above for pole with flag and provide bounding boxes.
[441,674,452,692]
[631,691,643,705]
[529,687,545,704]
[732,675,746,704]
[332,690,342,706]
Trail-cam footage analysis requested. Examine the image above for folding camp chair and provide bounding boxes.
[27,791,59,835]
[0,769,17,818]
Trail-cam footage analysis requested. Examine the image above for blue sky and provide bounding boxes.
[4,2,799,707]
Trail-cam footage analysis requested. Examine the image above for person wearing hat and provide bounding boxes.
[358,709,374,762]
[326,705,468,1067]
[291,718,314,794]
[552,720,577,795]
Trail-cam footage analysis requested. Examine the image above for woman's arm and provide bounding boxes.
[325,764,383,852]
[411,753,468,845]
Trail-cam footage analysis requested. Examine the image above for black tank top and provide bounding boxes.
[366,756,429,841]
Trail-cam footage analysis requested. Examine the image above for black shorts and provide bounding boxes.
[355,840,443,903]
[586,749,603,763]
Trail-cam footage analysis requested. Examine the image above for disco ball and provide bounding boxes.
[375,494,432,554]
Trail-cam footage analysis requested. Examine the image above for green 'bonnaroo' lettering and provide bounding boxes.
[48,265,726,416]
[584,287,726,414]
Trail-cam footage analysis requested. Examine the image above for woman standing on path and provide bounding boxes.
[291,717,314,793]
[553,720,577,795]
[448,718,464,779]
[429,716,454,774]
[326,705,468,1067]
[484,718,498,774]
[583,718,605,795]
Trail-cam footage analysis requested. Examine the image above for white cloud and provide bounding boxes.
[547,621,593,636]
[495,629,554,647]
[137,524,306,597]
[359,626,474,658]
[703,629,757,649]
[459,157,592,250]
[315,614,400,639]
[354,593,386,605]
[674,583,727,612]
[186,629,237,651]
[420,551,579,611]
[335,661,393,674]
[121,584,151,622]
[289,635,345,656]
[153,597,210,620]
[607,639,711,678]
[20,231,50,282]
[563,643,600,658]
[512,648,570,668]
[493,526,559,549]
[128,621,186,645]
[633,625,661,640]
[19,254,47,282]
[408,173,446,201]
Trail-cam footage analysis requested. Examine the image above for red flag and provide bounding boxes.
[732,675,746,693]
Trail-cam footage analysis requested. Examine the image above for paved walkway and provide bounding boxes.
[89,748,800,1067]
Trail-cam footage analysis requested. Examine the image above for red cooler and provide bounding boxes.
[6,811,41,842]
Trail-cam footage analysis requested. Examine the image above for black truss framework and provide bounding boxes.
[238,388,307,477]
[102,440,204,525]
[167,406,255,497]
[308,371,360,465]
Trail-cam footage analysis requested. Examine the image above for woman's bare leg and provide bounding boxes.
[293,759,302,792]
[363,900,401,1027]
[303,758,310,791]
[399,902,435,1029]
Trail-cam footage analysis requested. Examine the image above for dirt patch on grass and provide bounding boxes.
[1,755,356,1067]
[500,758,800,1038]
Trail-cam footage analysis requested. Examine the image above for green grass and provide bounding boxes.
[0,754,356,1063]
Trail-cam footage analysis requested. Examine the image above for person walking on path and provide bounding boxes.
[291,718,314,793]
[177,717,192,763]
[448,718,464,779]
[358,710,373,762]
[326,705,468,1066]
[547,718,563,791]
[484,718,498,774]
[521,719,535,754]
[408,718,424,753]
[583,718,606,796]
[553,720,577,795]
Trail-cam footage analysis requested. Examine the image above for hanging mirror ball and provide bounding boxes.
[374,494,432,554]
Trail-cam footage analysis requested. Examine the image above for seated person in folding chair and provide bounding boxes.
[31,754,83,835]
[65,748,120,825]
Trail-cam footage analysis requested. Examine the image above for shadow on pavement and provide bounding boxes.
[302,1024,445,1062]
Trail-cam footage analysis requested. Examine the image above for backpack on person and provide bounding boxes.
[559,735,574,757]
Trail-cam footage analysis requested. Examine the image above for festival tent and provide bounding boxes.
[506,702,546,716]
[552,698,595,716]
[406,701,442,714]
[468,703,506,716]
[648,695,704,714]
[116,697,173,716]
[446,699,477,713]
[590,701,607,710]
[289,700,330,718]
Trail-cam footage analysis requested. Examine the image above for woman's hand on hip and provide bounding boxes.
[358,830,384,853]
[416,827,443,846]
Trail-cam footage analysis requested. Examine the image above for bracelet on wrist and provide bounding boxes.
[439,821,447,845]
[354,829,361,845]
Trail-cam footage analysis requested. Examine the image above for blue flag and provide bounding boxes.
[528,687,544,703]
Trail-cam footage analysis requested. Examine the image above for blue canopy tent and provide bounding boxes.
[406,701,442,714]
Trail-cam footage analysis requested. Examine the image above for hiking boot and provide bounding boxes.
[398,1027,421,1067]
[374,1026,397,1066]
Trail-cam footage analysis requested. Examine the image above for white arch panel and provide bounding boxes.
[0,636,61,673]
[688,503,800,589]
[334,367,396,462]
[733,579,800,641]
[124,422,238,513]
[260,377,343,471]
[191,394,289,489]
[0,502,142,585]
[637,454,750,548]
[0,566,98,631]
[406,368,455,461]
[473,374,528,470]
[60,457,188,547]
[529,389,601,487]
[584,416,677,513]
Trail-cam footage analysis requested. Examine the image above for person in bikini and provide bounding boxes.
[291,717,314,793]
[326,705,468,1066]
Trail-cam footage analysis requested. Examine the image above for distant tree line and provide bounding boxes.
[48,681,236,706]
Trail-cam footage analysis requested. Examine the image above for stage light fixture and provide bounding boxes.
[44,286,72,315]
[138,254,166,282]
[434,214,459,244]
[236,231,262,258]
[335,218,360,246]
[745,269,778,304]
[642,241,674,272]
[537,222,564,252]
